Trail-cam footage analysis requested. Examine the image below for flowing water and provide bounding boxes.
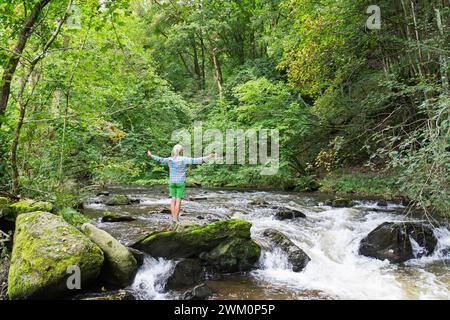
[83,185,450,300]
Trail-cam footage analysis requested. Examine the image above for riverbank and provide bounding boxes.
[130,170,405,205]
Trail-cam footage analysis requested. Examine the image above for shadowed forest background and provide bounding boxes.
[0,0,448,217]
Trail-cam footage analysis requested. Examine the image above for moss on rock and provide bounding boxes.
[132,219,261,272]
[199,238,261,272]
[7,212,104,300]
[57,208,91,228]
[0,197,10,207]
[133,219,253,259]
[2,199,53,224]
[101,211,135,223]
[105,195,131,206]
[81,223,137,286]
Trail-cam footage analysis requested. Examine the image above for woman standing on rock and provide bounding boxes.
[147,144,215,224]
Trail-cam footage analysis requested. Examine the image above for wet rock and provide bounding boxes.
[262,228,311,272]
[377,200,388,207]
[182,283,212,300]
[8,212,104,299]
[359,222,438,263]
[101,211,136,223]
[166,259,203,290]
[326,198,353,208]
[196,215,205,220]
[155,207,171,214]
[249,197,268,206]
[105,195,131,206]
[127,247,145,267]
[274,206,306,220]
[96,191,110,197]
[132,219,261,273]
[76,289,135,300]
[129,198,141,204]
[81,223,138,286]
[174,221,200,232]
[188,197,208,201]
[199,238,261,273]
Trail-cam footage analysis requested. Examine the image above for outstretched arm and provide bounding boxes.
[185,153,216,165]
[147,150,170,164]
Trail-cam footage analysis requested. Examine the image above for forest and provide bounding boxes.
[0,0,449,302]
[0,0,448,214]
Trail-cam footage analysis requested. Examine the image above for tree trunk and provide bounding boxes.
[192,36,202,90]
[199,32,206,90]
[435,7,449,94]
[211,48,224,99]
[0,0,51,128]
[10,0,74,195]
[10,70,34,195]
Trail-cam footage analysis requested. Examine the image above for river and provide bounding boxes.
[82,185,450,300]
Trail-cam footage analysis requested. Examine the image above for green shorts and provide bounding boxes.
[169,182,186,199]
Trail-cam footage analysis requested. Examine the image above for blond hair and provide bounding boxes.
[171,144,184,157]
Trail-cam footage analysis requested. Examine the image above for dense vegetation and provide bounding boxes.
[0,0,448,216]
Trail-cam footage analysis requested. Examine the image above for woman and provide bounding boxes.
[147,144,215,224]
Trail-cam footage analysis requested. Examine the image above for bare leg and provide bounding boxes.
[170,197,176,219]
[175,198,182,221]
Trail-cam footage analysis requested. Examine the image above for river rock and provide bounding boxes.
[325,198,353,208]
[81,223,138,286]
[166,259,203,290]
[101,211,136,223]
[262,228,311,272]
[199,237,261,272]
[182,283,212,300]
[274,206,307,220]
[127,247,145,267]
[96,191,110,197]
[377,200,388,207]
[105,195,131,206]
[359,222,438,263]
[76,289,135,300]
[132,219,261,272]
[249,197,268,206]
[8,212,104,299]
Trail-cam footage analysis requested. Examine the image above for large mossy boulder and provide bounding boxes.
[359,222,438,263]
[105,195,131,206]
[81,223,138,286]
[132,219,261,273]
[0,197,10,207]
[8,212,104,300]
[1,199,53,229]
[262,228,310,272]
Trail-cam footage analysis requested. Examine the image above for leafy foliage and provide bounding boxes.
[0,0,448,216]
